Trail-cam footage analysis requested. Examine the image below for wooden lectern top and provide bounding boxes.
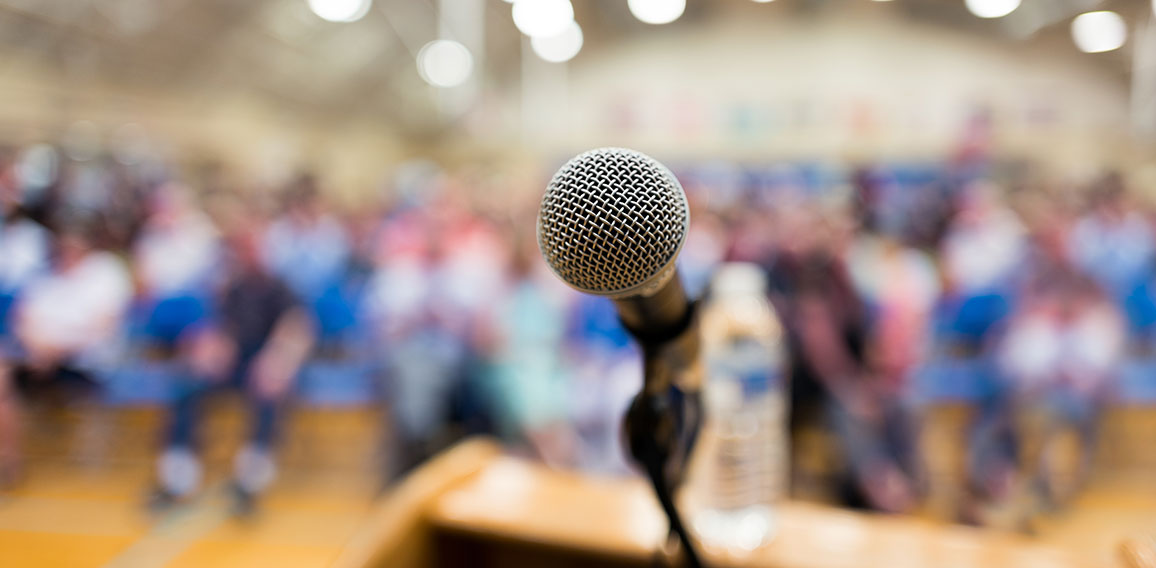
[335,438,1102,568]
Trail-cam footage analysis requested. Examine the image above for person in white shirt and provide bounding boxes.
[994,270,1124,510]
[0,222,131,485]
[262,179,351,304]
[14,227,132,373]
[133,183,220,347]
[1068,175,1154,305]
[941,181,1026,297]
[0,211,49,300]
[0,206,50,485]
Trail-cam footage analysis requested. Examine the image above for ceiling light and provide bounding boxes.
[512,0,574,38]
[628,0,686,25]
[964,0,1020,19]
[306,0,372,23]
[1072,11,1126,54]
[531,21,583,63]
[417,40,474,88]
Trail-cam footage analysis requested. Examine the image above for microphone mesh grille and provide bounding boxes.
[537,147,689,295]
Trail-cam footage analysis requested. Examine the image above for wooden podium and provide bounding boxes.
[334,437,1096,568]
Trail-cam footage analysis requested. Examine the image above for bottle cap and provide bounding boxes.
[711,262,767,298]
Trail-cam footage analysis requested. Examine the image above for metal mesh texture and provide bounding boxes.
[537,147,689,296]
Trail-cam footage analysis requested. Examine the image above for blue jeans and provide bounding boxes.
[829,397,920,484]
[968,386,1100,498]
[165,356,280,451]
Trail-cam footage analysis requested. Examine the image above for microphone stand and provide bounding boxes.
[622,303,706,568]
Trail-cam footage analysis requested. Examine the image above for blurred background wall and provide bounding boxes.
[0,0,1149,189]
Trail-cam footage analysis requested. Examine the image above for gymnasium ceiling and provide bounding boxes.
[0,0,1148,128]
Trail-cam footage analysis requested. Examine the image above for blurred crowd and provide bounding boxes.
[0,145,640,515]
[708,164,1146,528]
[0,142,1153,528]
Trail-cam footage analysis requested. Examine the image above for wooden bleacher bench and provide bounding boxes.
[21,396,385,478]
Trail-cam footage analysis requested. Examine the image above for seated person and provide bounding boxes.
[263,178,351,305]
[990,270,1123,513]
[0,192,50,485]
[969,224,1124,527]
[152,220,313,516]
[767,206,919,513]
[132,183,220,350]
[1,221,132,484]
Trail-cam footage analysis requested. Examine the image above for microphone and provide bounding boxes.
[537,147,706,567]
[537,147,698,389]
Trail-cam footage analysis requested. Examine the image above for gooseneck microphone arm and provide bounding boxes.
[623,298,705,568]
[608,234,705,568]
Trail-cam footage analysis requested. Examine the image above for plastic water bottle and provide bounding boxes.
[689,263,787,554]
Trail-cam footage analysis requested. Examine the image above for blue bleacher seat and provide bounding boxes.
[1117,358,1156,404]
[1125,279,1156,336]
[0,292,16,336]
[102,359,181,406]
[948,293,1012,343]
[296,359,377,407]
[313,284,361,344]
[913,355,1001,404]
[143,295,209,345]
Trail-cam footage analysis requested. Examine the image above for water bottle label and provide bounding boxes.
[739,363,783,397]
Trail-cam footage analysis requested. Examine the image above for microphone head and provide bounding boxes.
[537,147,689,299]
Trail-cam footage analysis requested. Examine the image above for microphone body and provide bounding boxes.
[615,271,690,340]
[536,147,700,391]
